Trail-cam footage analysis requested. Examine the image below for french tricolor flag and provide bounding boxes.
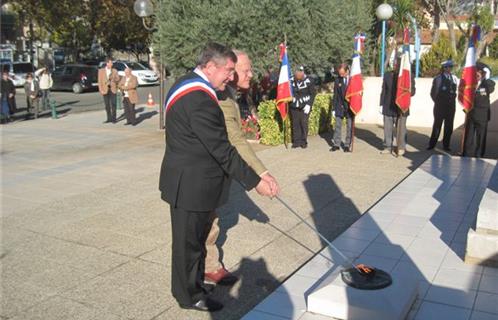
[458,24,480,113]
[345,33,364,115]
[276,43,293,120]
[396,28,412,114]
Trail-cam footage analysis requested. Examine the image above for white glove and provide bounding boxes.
[379,105,383,114]
[332,110,336,117]
[303,104,311,114]
[484,67,491,80]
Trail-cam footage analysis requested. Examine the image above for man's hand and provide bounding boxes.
[255,179,276,198]
[8,93,14,98]
[260,172,280,197]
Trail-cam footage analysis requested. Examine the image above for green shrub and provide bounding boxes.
[258,94,333,146]
[421,35,461,77]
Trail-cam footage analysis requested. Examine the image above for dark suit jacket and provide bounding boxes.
[332,76,352,118]
[380,70,416,117]
[470,79,495,123]
[159,71,261,212]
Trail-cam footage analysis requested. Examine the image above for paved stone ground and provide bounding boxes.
[1,109,495,320]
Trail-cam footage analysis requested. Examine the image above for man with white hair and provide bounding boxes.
[204,50,279,286]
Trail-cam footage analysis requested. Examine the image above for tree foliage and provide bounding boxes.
[153,0,373,76]
[420,35,460,76]
[9,0,150,61]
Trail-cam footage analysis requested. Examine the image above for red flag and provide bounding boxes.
[276,44,293,120]
[345,53,363,115]
[458,25,480,113]
[396,28,411,113]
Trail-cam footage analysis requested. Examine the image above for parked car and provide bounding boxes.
[0,61,35,87]
[51,64,98,93]
[99,60,158,85]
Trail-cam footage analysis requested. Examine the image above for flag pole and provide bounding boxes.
[460,113,469,155]
[284,33,288,149]
[284,103,288,149]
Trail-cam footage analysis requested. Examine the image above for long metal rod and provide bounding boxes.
[275,196,359,271]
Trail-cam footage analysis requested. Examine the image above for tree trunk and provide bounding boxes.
[432,7,441,43]
[477,32,497,58]
[447,20,457,55]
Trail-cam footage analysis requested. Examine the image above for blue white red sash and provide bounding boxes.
[164,75,218,113]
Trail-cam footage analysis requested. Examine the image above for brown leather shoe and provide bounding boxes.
[204,268,238,286]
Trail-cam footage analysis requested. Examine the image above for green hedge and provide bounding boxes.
[258,93,333,145]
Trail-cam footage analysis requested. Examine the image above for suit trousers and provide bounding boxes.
[123,97,136,124]
[383,115,396,149]
[103,92,117,122]
[396,115,408,151]
[333,116,353,148]
[204,211,222,273]
[463,119,488,158]
[429,106,455,149]
[290,108,309,146]
[170,206,211,306]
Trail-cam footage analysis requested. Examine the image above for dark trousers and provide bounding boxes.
[333,116,353,148]
[290,108,309,146]
[170,206,211,306]
[429,107,455,149]
[463,119,488,158]
[123,98,136,124]
[103,92,116,122]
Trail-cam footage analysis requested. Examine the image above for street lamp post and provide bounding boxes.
[376,3,393,78]
[134,0,164,130]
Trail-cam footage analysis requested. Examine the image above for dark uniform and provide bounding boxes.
[332,75,354,150]
[290,74,315,148]
[428,71,458,150]
[463,78,495,157]
[159,70,260,308]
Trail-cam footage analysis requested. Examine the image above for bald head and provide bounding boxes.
[234,50,253,90]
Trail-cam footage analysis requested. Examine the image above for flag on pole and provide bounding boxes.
[396,28,412,114]
[276,43,293,120]
[354,33,366,55]
[458,24,480,113]
[345,33,364,115]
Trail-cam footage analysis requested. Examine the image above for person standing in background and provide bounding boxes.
[1,71,16,123]
[463,66,495,157]
[428,60,458,151]
[290,65,315,149]
[331,63,354,152]
[119,67,138,125]
[35,67,53,110]
[24,73,40,119]
[98,58,120,123]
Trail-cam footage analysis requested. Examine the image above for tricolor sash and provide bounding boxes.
[164,75,218,113]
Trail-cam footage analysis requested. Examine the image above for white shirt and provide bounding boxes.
[123,77,130,97]
[106,68,111,80]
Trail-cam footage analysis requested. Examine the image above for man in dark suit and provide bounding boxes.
[159,43,276,312]
[428,60,458,151]
[331,63,353,152]
[463,66,495,157]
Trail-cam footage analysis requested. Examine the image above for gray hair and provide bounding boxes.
[197,42,237,68]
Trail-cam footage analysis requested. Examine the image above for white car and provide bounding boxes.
[101,61,159,86]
